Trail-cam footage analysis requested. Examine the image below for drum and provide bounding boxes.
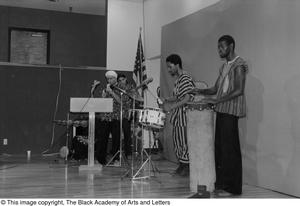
[128,109,144,123]
[185,102,215,111]
[139,107,166,129]
[186,103,216,192]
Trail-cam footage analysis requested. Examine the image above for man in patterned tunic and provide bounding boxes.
[95,70,131,165]
[191,35,248,195]
[162,54,195,176]
[117,74,133,158]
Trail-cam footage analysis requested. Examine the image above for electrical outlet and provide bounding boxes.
[3,138,7,145]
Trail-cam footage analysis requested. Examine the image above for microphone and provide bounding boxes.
[135,77,154,90]
[109,84,126,94]
[91,80,100,88]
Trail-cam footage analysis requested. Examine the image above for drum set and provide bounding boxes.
[125,107,165,179]
[101,83,166,179]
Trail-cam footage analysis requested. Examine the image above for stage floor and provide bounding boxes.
[0,154,293,199]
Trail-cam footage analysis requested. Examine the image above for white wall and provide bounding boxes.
[144,0,221,58]
[159,0,300,197]
[107,0,143,71]
[143,0,221,108]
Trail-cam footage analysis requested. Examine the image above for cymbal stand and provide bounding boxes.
[106,92,128,167]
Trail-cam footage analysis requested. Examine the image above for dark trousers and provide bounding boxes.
[95,119,131,164]
[122,118,132,156]
[215,112,242,195]
[95,119,120,164]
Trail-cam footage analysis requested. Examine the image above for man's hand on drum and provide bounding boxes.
[158,97,169,111]
[162,101,173,113]
[189,87,203,95]
[200,97,218,105]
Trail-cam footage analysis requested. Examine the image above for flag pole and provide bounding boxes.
[139,28,143,92]
[139,27,146,102]
[139,28,142,86]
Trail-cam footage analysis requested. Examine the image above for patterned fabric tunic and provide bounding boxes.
[100,82,131,121]
[119,83,134,119]
[170,73,195,126]
[215,57,248,117]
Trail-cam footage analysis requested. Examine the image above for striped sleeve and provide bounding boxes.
[176,74,194,99]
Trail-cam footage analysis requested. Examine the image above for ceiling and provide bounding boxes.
[0,0,106,15]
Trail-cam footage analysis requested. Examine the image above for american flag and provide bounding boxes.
[133,31,147,96]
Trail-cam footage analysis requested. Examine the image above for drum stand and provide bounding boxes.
[131,127,160,180]
[123,127,160,179]
[123,89,160,180]
[151,129,164,156]
[106,92,129,167]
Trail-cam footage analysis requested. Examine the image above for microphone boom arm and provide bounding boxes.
[110,85,127,94]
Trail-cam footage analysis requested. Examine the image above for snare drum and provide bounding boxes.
[128,109,143,123]
[139,107,166,129]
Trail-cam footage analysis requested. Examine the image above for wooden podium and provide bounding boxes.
[70,97,113,171]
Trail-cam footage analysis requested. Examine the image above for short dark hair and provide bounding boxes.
[166,54,182,69]
[218,35,235,51]
[117,74,126,81]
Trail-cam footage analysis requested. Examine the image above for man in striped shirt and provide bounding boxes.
[162,54,195,176]
[191,35,248,196]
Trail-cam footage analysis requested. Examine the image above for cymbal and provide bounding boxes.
[127,90,144,102]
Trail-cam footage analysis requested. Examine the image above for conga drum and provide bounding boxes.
[186,101,216,192]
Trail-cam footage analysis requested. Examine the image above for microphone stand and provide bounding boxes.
[90,88,95,98]
[121,84,161,179]
[106,90,129,168]
[122,98,139,179]
[110,85,127,94]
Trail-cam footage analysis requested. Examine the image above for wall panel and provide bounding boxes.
[0,6,106,67]
[0,65,132,154]
[161,0,300,196]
